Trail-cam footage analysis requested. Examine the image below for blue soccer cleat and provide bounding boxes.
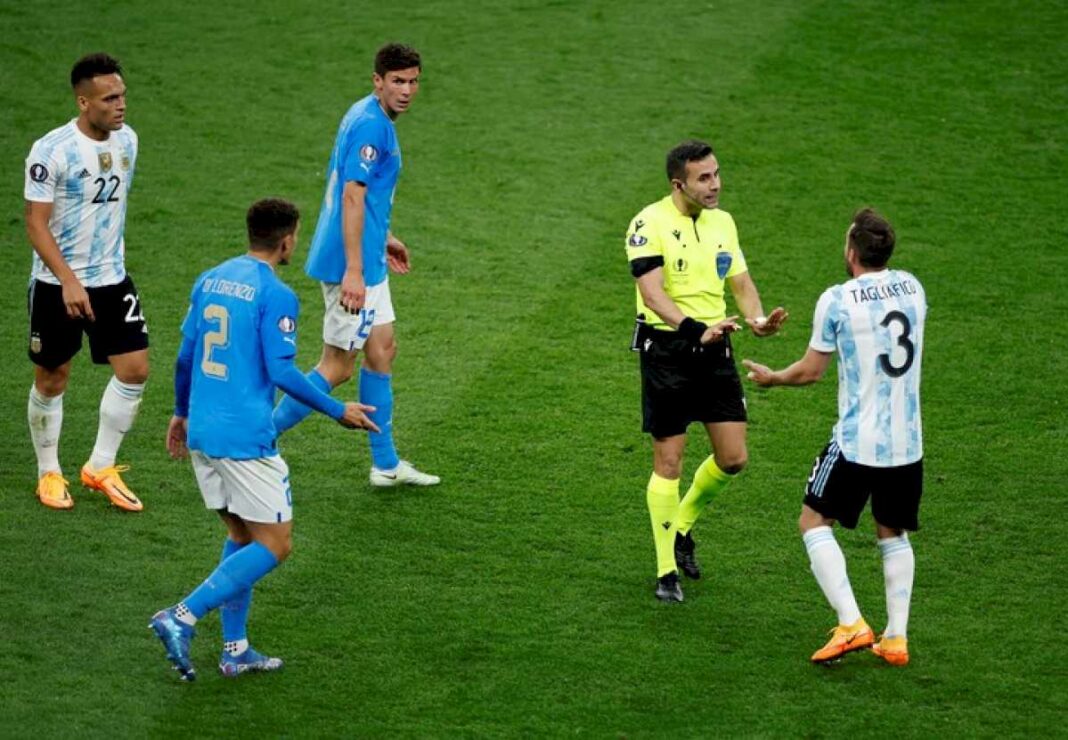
[219,646,284,677]
[149,608,197,681]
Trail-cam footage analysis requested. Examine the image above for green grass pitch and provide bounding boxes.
[0,0,1065,736]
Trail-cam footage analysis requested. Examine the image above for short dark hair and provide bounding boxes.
[666,140,715,182]
[848,208,896,267]
[247,198,300,250]
[71,53,123,89]
[375,43,421,76]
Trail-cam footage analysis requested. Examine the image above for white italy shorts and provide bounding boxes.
[191,451,293,524]
[321,279,395,351]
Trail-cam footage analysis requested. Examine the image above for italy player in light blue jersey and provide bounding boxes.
[273,43,440,487]
[24,53,149,512]
[744,208,926,667]
[150,199,377,681]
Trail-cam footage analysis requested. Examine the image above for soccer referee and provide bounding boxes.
[626,140,787,602]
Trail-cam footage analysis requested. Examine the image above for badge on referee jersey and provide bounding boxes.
[98,152,113,171]
[716,251,733,279]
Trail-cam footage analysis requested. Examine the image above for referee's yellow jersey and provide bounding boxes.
[625,196,748,329]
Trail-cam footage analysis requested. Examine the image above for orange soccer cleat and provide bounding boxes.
[810,618,874,664]
[37,472,73,510]
[80,464,144,512]
[872,635,909,666]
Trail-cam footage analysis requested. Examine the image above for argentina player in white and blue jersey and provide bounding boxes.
[152,199,377,681]
[743,209,926,667]
[273,43,439,488]
[24,53,149,513]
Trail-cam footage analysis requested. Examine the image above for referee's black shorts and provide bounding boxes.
[638,328,747,439]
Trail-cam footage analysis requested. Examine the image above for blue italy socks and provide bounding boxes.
[218,538,251,642]
[359,367,399,470]
[180,542,279,621]
[273,369,332,433]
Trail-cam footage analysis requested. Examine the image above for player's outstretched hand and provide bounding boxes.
[747,306,788,337]
[340,269,366,314]
[339,402,380,432]
[61,276,95,321]
[386,235,411,274]
[700,315,742,344]
[166,415,189,459]
[742,359,776,386]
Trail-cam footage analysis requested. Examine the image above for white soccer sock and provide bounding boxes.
[879,534,915,638]
[89,377,145,470]
[28,385,63,477]
[802,526,862,626]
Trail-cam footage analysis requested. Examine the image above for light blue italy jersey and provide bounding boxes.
[810,269,927,467]
[305,93,401,287]
[24,119,138,288]
[182,255,301,459]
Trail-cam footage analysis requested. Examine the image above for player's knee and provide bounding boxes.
[798,506,829,534]
[364,339,396,372]
[318,351,355,386]
[716,452,747,474]
[116,361,149,385]
[35,367,70,396]
[653,452,683,479]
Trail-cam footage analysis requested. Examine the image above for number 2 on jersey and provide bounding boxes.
[201,304,230,379]
[879,310,915,378]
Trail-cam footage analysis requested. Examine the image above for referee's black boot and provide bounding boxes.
[655,572,684,603]
[674,531,701,580]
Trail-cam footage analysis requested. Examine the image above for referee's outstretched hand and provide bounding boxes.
[700,316,741,344]
[748,306,788,337]
[339,402,380,432]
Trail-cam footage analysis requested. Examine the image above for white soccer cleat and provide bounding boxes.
[369,460,441,487]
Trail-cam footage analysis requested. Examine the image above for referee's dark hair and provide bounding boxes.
[71,53,123,89]
[849,208,896,267]
[375,43,421,76]
[247,198,301,251]
[666,140,715,182]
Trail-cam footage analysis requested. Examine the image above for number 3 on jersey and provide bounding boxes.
[879,310,915,378]
[201,304,230,379]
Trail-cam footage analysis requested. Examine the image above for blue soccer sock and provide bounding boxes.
[181,542,279,620]
[273,369,332,433]
[218,538,251,643]
[359,367,399,470]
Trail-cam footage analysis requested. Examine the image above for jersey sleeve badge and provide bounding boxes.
[716,251,733,278]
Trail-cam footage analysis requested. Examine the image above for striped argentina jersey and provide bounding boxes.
[810,268,927,467]
[24,119,138,288]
